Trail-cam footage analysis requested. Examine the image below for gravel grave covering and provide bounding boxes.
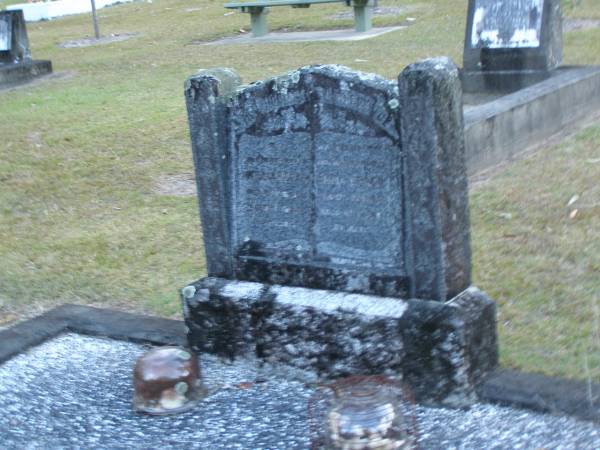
[0,333,599,449]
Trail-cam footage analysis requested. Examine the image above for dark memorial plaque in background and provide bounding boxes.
[471,0,544,49]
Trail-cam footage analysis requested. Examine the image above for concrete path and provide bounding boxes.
[205,26,404,45]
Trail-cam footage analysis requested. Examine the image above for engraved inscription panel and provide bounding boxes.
[471,0,544,48]
[314,132,402,268]
[0,15,10,52]
[235,132,313,254]
[230,69,405,283]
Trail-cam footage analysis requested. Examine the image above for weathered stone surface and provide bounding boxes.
[462,0,563,92]
[182,277,497,407]
[184,68,241,277]
[257,285,407,380]
[181,278,264,359]
[230,65,408,297]
[399,58,471,301]
[183,61,497,406]
[451,287,498,386]
[397,287,497,407]
[185,62,470,301]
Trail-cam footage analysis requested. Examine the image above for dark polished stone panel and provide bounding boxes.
[0,10,30,64]
[0,14,10,52]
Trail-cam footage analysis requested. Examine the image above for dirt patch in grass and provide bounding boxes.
[330,7,405,20]
[59,33,138,48]
[25,131,44,148]
[154,173,197,197]
[564,19,600,32]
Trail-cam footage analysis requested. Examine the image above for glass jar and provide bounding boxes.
[325,377,415,450]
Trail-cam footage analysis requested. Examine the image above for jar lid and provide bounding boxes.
[133,346,206,415]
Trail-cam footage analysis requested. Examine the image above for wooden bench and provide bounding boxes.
[224,0,373,37]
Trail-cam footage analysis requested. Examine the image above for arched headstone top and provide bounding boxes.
[229,65,400,140]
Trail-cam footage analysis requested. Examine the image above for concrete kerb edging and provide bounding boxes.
[0,304,186,364]
[2,303,598,422]
[464,65,600,176]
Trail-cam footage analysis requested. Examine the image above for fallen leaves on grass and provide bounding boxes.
[567,194,580,206]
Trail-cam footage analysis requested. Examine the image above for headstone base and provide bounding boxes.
[0,59,52,88]
[182,277,498,407]
[461,69,553,94]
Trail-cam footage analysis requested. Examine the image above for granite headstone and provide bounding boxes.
[186,63,470,302]
[0,10,52,87]
[462,0,563,92]
[0,14,10,52]
[182,60,498,406]
[0,10,30,64]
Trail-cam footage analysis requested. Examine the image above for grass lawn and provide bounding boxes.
[1,0,599,382]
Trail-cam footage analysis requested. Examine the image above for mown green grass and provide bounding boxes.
[471,124,600,381]
[1,0,599,381]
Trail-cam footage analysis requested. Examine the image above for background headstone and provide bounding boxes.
[186,62,470,301]
[462,0,563,92]
[0,9,51,87]
[0,10,30,64]
[0,15,10,52]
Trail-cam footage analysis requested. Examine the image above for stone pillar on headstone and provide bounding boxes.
[185,68,241,278]
[462,0,563,92]
[399,58,471,301]
[182,60,498,407]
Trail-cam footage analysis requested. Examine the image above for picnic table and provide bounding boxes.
[224,0,374,37]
